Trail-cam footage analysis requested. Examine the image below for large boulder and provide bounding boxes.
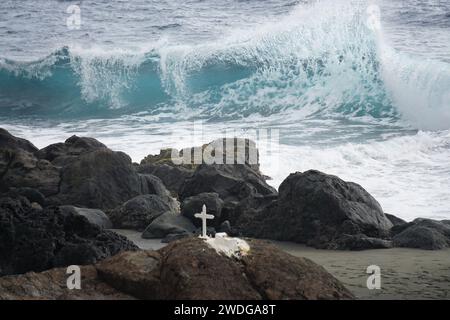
[139,174,179,212]
[108,195,172,231]
[59,205,113,229]
[179,164,276,203]
[392,218,450,250]
[50,149,145,210]
[230,193,279,237]
[0,148,60,196]
[0,195,137,276]
[0,128,38,153]
[0,237,354,300]
[385,213,407,227]
[251,170,393,249]
[3,187,46,206]
[141,211,196,239]
[1,130,177,212]
[181,192,224,227]
[98,237,354,299]
[0,266,134,300]
[36,135,107,166]
[138,138,261,196]
[138,163,193,195]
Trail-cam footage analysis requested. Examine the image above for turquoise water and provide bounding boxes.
[1,0,449,220]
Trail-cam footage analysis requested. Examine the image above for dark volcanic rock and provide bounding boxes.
[59,205,113,229]
[37,135,107,166]
[109,194,172,231]
[139,174,179,212]
[0,196,137,277]
[97,237,354,300]
[161,232,192,243]
[385,213,407,227]
[4,187,46,206]
[179,164,276,202]
[51,149,144,210]
[0,237,354,300]
[219,220,233,234]
[249,170,393,249]
[1,130,177,213]
[138,163,193,195]
[181,192,224,227]
[0,148,60,196]
[0,266,134,300]
[0,128,38,153]
[142,211,195,239]
[334,234,392,250]
[230,193,278,237]
[392,218,450,250]
[96,251,162,300]
[240,239,354,299]
[138,138,262,196]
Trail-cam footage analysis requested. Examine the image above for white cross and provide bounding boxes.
[194,204,214,238]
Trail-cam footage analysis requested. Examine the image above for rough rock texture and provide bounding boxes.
[0,196,137,276]
[334,234,392,250]
[139,174,179,212]
[59,205,112,229]
[140,138,260,171]
[385,213,407,227]
[108,194,172,231]
[37,135,107,166]
[142,211,195,239]
[0,128,38,153]
[138,138,261,196]
[0,237,354,300]
[0,266,134,300]
[0,148,60,196]
[3,187,46,206]
[96,250,162,299]
[180,164,276,202]
[1,130,178,212]
[241,170,393,250]
[138,163,193,196]
[181,192,224,227]
[392,218,450,250]
[230,193,278,237]
[219,220,233,234]
[51,149,146,210]
[161,233,192,243]
[240,239,354,299]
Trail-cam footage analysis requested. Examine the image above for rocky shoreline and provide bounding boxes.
[1,127,449,299]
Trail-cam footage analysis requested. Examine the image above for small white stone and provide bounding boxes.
[215,232,228,238]
[205,235,250,259]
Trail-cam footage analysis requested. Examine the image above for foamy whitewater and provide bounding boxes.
[1,0,449,221]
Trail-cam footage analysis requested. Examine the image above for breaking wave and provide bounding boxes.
[0,0,449,129]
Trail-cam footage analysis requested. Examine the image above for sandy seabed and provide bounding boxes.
[112,229,450,300]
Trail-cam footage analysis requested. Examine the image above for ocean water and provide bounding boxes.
[0,0,449,221]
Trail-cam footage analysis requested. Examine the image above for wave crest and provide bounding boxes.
[0,0,448,130]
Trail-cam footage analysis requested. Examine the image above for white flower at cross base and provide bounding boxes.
[194,204,214,238]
